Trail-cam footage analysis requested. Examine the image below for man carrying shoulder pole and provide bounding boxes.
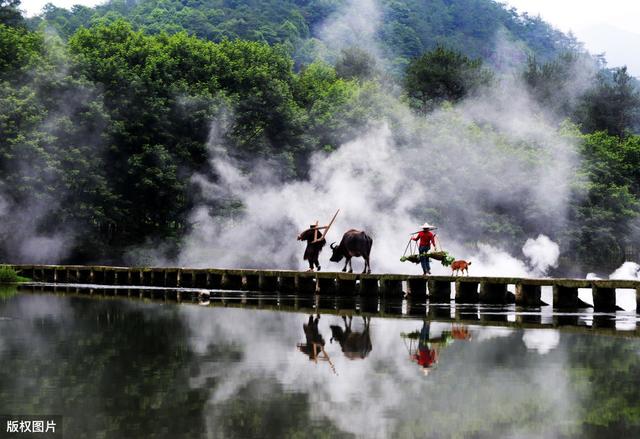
[298,223,327,272]
[411,222,437,275]
[297,210,340,272]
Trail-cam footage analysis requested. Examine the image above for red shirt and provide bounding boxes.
[413,230,436,247]
[414,348,437,367]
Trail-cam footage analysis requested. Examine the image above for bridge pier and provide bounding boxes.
[64,268,78,283]
[221,272,243,290]
[78,267,92,284]
[407,279,427,300]
[317,277,337,295]
[296,274,316,295]
[244,274,260,291]
[26,267,41,282]
[140,269,151,287]
[455,280,479,303]
[259,274,279,292]
[359,277,379,297]
[91,268,104,285]
[592,284,619,312]
[130,270,142,286]
[337,278,357,295]
[165,269,179,288]
[515,283,544,307]
[116,269,131,286]
[553,285,591,308]
[379,278,403,298]
[479,282,511,304]
[55,267,68,283]
[27,267,39,282]
[150,269,164,287]
[194,270,208,288]
[207,271,223,289]
[278,275,296,294]
[428,280,451,303]
[43,267,55,283]
[107,269,119,285]
[180,270,194,288]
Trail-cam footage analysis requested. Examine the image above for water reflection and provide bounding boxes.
[403,321,472,375]
[2,291,640,438]
[297,314,337,374]
[298,314,325,359]
[329,316,372,360]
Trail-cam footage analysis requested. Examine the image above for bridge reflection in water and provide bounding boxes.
[17,282,640,337]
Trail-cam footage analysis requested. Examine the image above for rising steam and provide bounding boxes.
[179,98,574,277]
[175,0,592,277]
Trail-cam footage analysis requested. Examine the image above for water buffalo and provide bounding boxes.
[329,229,373,274]
[330,316,372,360]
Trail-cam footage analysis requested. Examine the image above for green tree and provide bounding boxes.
[335,47,377,81]
[522,52,595,118]
[0,23,42,76]
[404,46,493,112]
[577,67,640,137]
[563,132,640,272]
[0,0,23,27]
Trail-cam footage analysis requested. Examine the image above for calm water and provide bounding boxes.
[1,288,640,438]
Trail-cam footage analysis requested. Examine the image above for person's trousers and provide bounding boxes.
[419,245,431,273]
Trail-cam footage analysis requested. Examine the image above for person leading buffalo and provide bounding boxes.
[298,223,327,271]
[411,222,437,275]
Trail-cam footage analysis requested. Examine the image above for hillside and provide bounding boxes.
[37,0,582,69]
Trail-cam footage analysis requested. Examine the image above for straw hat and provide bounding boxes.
[420,222,437,229]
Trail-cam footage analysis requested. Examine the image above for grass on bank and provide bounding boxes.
[0,265,30,283]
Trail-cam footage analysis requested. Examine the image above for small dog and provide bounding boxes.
[451,260,471,276]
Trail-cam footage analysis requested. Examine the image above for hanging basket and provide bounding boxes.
[400,238,456,267]
[400,254,423,264]
[426,251,456,267]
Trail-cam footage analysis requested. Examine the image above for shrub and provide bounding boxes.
[0,265,29,283]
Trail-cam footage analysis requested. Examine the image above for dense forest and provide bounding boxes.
[1,0,640,274]
[34,0,582,69]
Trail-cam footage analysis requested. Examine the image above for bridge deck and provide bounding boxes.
[9,264,640,312]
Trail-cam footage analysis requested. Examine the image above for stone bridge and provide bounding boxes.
[11,264,640,313]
